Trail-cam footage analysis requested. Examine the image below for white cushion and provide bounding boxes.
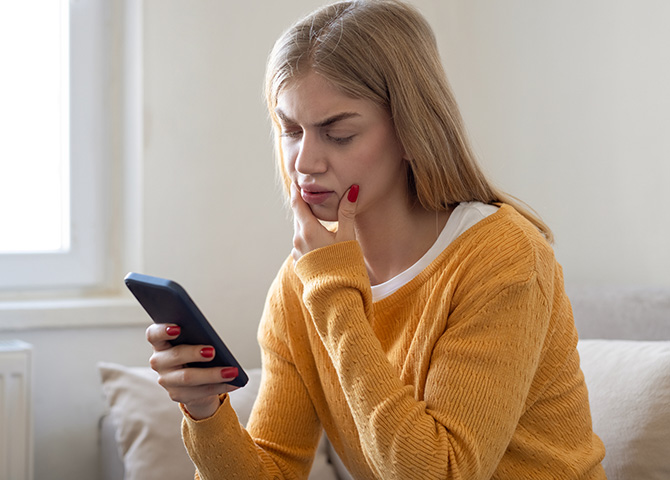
[578,340,670,480]
[98,363,195,480]
[98,363,337,480]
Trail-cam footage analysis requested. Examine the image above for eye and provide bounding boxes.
[280,128,302,139]
[327,134,355,145]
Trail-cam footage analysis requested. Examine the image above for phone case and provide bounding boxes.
[124,272,248,388]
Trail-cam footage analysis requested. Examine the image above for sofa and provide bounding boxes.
[99,287,670,480]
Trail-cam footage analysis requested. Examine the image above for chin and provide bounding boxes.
[309,204,338,223]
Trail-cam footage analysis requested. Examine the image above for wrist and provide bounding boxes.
[183,395,224,421]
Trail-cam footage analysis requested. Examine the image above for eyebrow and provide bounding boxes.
[274,109,361,128]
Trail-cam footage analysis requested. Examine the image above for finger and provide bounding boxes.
[158,366,238,389]
[146,323,181,352]
[158,366,241,404]
[335,184,359,242]
[291,183,327,260]
[166,383,239,406]
[149,343,216,372]
[290,183,318,227]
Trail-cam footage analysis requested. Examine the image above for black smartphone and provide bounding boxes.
[124,272,248,388]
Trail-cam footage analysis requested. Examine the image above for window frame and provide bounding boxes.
[0,0,110,291]
[0,0,145,329]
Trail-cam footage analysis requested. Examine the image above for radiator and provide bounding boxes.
[0,340,33,480]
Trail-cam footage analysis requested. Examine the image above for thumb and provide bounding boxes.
[336,184,359,241]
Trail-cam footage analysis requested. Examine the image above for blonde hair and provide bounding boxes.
[265,0,553,242]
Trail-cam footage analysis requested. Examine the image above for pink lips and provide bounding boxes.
[300,185,333,205]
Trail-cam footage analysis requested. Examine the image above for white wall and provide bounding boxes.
[435,0,670,287]
[1,1,668,479]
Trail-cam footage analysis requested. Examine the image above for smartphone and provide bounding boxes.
[124,272,248,388]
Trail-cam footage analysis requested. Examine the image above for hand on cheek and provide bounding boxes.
[291,183,359,262]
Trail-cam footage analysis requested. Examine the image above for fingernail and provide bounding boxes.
[221,367,239,379]
[347,184,359,202]
[200,347,215,358]
[166,325,181,337]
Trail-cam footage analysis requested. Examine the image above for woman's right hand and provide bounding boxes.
[146,323,240,420]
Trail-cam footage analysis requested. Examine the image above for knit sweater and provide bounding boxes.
[182,204,607,479]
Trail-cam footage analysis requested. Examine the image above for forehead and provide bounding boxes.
[275,71,374,122]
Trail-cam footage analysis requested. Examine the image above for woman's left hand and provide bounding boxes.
[291,183,359,262]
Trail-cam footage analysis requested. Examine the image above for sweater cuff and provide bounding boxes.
[181,393,233,429]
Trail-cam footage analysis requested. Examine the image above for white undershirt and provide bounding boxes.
[370,202,499,302]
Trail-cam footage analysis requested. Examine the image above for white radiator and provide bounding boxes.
[0,340,33,480]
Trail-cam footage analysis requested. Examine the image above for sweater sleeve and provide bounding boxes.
[181,268,323,480]
[294,240,553,480]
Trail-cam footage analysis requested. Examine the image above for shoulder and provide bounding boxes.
[447,204,559,300]
[462,203,553,269]
[432,205,565,335]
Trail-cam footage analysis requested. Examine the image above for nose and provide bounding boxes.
[293,132,327,176]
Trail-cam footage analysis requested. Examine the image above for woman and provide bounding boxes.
[147,1,606,478]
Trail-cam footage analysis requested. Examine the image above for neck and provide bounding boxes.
[354,200,451,285]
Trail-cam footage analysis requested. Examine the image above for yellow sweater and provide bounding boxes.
[182,204,606,479]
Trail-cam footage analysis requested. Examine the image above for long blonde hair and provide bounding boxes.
[265,0,553,242]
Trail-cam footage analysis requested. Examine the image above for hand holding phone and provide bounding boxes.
[125,272,248,388]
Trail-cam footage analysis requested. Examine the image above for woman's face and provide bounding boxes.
[276,71,408,222]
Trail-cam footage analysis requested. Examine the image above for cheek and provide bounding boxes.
[356,134,404,177]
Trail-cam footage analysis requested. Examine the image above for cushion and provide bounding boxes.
[98,363,337,480]
[578,340,670,480]
[98,363,195,480]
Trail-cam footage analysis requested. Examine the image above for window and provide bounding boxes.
[0,1,69,255]
[0,0,131,293]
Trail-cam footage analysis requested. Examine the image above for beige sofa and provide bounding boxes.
[99,287,670,479]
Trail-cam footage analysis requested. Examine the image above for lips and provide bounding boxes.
[299,185,334,205]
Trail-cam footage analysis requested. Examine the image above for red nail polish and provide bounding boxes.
[200,347,215,358]
[166,325,181,337]
[221,367,238,379]
[347,184,359,202]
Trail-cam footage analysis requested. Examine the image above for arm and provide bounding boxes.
[182,354,322,480]
[182,270,323,480]
[295,240,552,480]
